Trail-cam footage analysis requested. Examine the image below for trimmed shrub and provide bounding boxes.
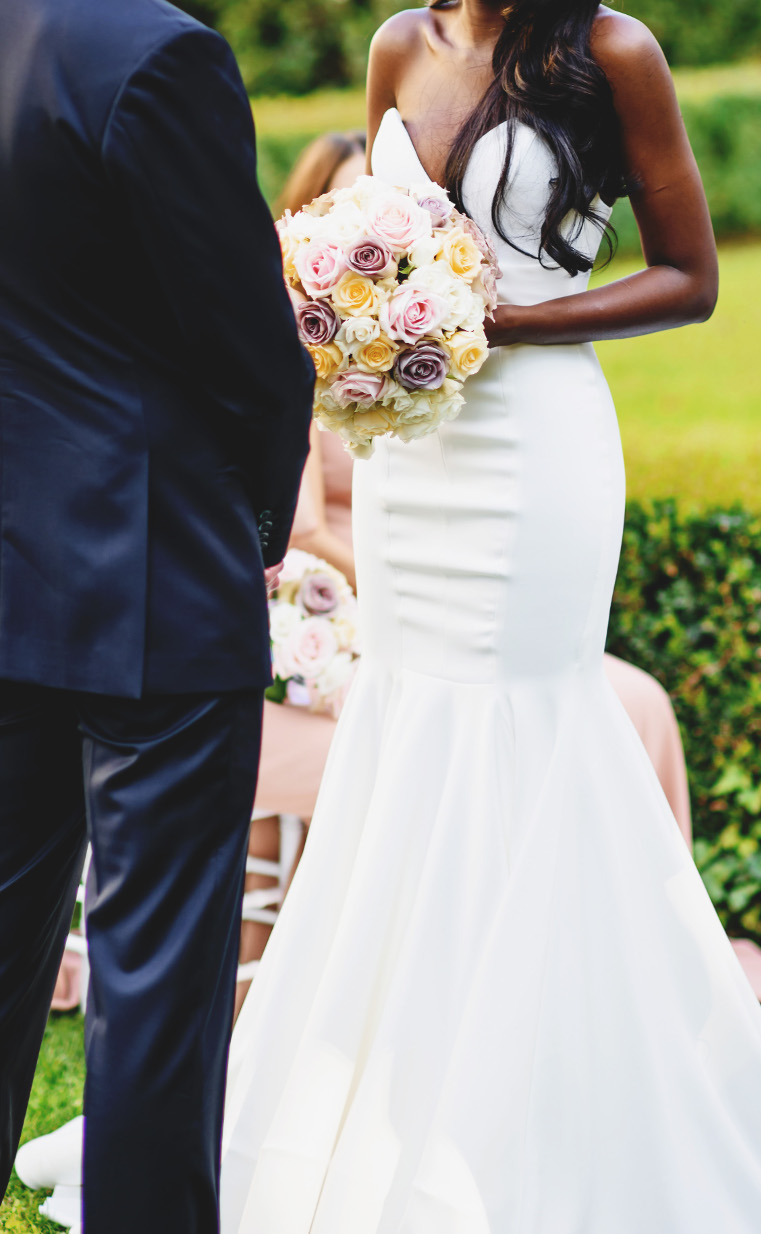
[607,502,761,943]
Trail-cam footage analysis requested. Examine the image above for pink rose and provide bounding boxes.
[277,617,338,680]
[298,572,340,615]
[331,367,390,409]
[295,240,348,298]
[365,194,431,255]
[380,285,449,343]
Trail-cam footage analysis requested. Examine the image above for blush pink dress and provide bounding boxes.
[252,432,352,822]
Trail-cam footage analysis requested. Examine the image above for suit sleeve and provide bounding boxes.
[101,25,314,565]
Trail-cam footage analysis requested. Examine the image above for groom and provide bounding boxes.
[0,0,313,1230]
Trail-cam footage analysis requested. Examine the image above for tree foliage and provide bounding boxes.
[175,0,761,95]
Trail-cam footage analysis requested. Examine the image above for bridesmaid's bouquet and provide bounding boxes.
[267,549,360,718]
[277,176,499,458]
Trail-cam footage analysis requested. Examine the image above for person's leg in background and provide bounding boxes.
[79,689,263,1234]
[0,680,88,1198]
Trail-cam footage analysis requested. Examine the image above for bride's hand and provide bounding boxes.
[484,305,525,348]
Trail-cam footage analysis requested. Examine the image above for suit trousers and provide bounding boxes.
[0,679,264,1233]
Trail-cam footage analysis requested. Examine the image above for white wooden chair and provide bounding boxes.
[62,812,305,1009]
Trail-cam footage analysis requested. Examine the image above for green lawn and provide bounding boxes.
[593,241,761,510]
[251,58,761,141]
[1,1015,85,1234]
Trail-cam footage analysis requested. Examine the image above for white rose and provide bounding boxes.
[336,316,381,356]
[325,200,366,245]
[343,175,379,213]
[457,298,487,333]
[315,651,356,697]
[407,233,444,269]
[332,594,360,651]
[269,602,303,644]
[287,210,328,242]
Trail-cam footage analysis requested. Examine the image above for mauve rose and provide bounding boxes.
[298,572,340,615]
[295,239,347,298]
[417,194,454,229]
[345,235,395,277]
[394,342,449,392]
[331,367,389,409]
[380,284,448,343]
[476,262,500,317]
[297,299,340,346]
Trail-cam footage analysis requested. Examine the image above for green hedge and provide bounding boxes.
[607,502,761,943]
[611,92,761,254]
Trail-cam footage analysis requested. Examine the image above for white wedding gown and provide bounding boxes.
[221,109,761,1232]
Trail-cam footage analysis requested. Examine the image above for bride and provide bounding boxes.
[219,3,761,1231]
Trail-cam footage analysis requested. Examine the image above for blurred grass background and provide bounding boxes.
[593,241,761,510]
[1,1016,84,1233]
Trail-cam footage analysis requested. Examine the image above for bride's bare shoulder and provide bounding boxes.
[369,6,433,73]
[591,7,669,85]
[367,6,432,133]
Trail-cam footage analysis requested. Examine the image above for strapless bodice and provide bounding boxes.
[371,107,611,308]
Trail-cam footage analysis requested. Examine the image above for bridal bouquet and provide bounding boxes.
[267,549,360,718]
[277,176,499,458]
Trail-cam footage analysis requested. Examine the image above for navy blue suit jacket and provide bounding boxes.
[0,0,314,696]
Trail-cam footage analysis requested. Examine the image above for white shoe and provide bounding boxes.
[38,1183,82,1228]
[15,1115,84,1189]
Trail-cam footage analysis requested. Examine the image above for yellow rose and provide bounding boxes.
[352,407,398,433]
[309,342,344,379]
[355,334,398,373]
[438,228,483,282]
[447,329,490,380]
[331,272,381,318]
[279,230,299,283]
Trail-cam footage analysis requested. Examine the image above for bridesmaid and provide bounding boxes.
[235,132,366,1017]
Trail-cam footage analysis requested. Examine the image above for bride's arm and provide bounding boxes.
[486,13,719,347]
[365,11,421,174]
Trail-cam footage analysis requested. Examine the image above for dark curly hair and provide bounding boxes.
[435,0,628,274]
